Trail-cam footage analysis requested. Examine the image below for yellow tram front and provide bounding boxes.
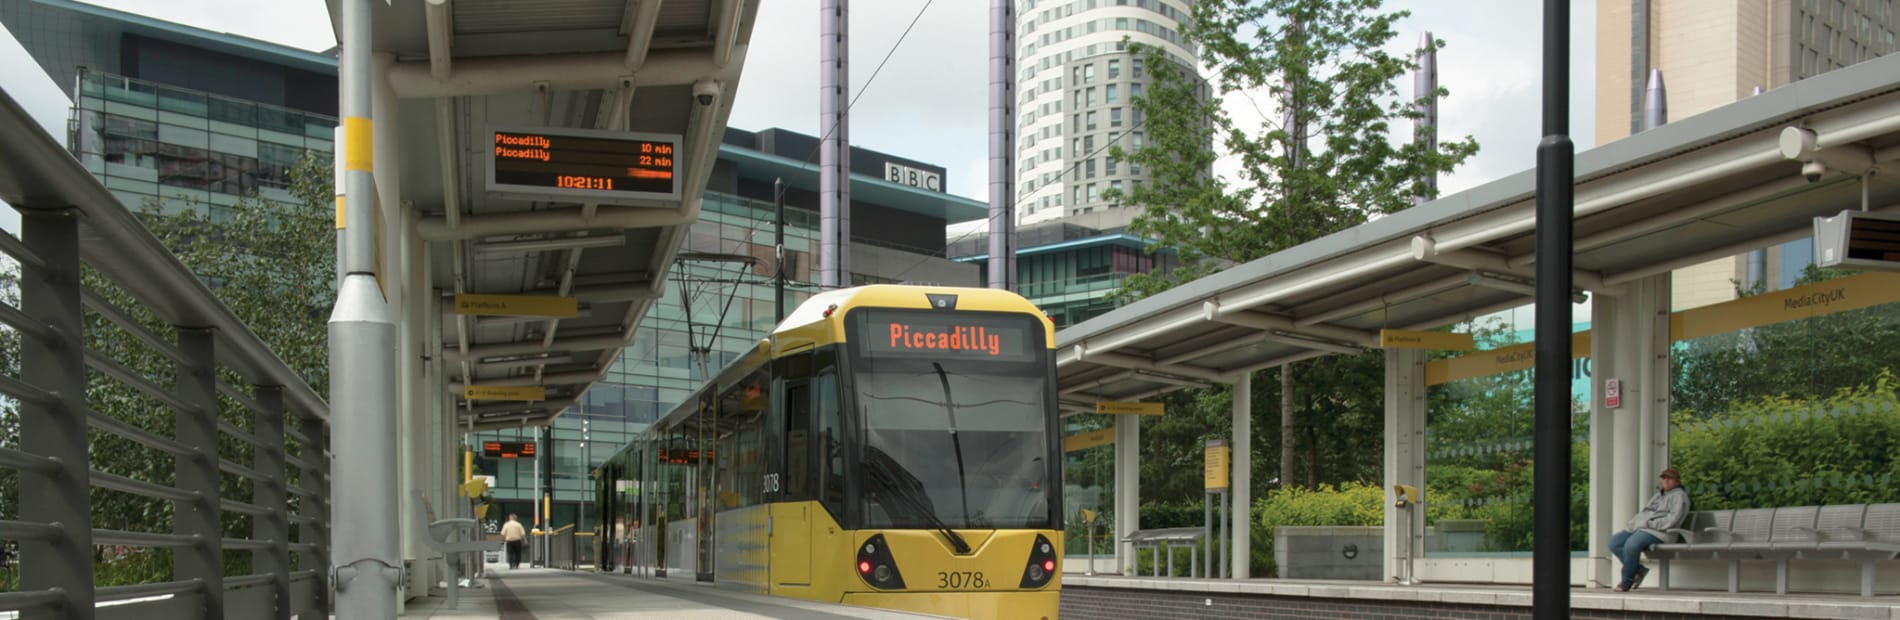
[801,287,1064,619]
[597,285,1064,620]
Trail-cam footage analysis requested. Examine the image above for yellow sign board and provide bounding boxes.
[1379,329,1475,351]
[1425,331,1591,386]
[1204,444,1231,490]
[463,385,547,401]
[1095,401,1165,416]
[1063,428,1116,453]
[453,293,579,318]
[1670,272,1900,341]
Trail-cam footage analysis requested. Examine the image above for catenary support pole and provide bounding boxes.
[1533,0,1575,617]
[1413,31,1437,206]
[332,0,402,616]
[819,0,850,288]
[987,0,1016,291]
[774,178,786,323]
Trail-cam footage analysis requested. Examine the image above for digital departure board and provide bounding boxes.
[482,441,536,459]
[486,125,683,204]
[854,310,1038,363]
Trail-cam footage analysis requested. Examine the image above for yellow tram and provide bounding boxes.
[595,285,1063,619]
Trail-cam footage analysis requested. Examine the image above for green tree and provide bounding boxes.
[1110,0,1478,494]
[1,152,333,585]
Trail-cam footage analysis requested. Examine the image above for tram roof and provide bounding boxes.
[1052,52,1900,413]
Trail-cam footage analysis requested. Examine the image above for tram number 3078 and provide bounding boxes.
[937,571,989,589]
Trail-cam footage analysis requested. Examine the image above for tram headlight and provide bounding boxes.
[855,534,907,589]
[1019,534,1059,589]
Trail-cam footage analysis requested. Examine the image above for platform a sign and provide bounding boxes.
[1095,401,1164,415]
[1379,328,1475,351]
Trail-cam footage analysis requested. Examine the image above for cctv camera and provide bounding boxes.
[1802,160,1826,183]
[693,80,720,106]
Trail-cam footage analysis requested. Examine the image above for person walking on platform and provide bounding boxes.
[501,513,527,569]
[1609,468,1690,592]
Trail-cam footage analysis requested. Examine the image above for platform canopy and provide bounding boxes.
[324,0,759,429]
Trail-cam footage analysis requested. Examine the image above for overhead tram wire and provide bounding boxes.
[768,0,937,207]
[888,36,1281,283]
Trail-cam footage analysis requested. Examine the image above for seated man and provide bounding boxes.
[1609,467,1690,592]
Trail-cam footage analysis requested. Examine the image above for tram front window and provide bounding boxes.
[856,364,1052,531]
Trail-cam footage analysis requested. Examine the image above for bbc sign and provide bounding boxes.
[884,162,943,192]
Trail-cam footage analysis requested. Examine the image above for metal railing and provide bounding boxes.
[0,91,330,619]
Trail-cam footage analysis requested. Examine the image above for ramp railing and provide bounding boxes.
[0,90,330,620]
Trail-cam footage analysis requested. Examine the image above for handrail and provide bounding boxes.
[0,446,60,476]
[0,93,329,421]
[92,529,202,548]
[0,227,45,271]
[92,470,202,503]
[0,591,65,612]
[95,579,205,602]
[83,349,203,415]
[0,87,331,619]
[0,299,52,342]
[86,407,197,458]
[81,288,190,367]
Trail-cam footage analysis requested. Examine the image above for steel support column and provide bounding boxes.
[1383,348,1427,584]
[18,207,95,619]
[986,0,1016,291]
[255,385,292,619]
[333,0,402,615]
[1231,373,1251,579]
[175,328,224,616]
[1113,413,1139,575]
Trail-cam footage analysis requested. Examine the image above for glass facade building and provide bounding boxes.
[69,71,337,217]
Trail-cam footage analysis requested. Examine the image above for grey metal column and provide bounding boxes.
[256,386,292,620]
[1382,348,1426,584]
[1412,31,1437,207]
[175,328,225,616]
[18,207,96,619]
[819,0,849,288]
[1113,413,1139,575]
[299,414,332,618]
[986,0,1016,291]
[333,0,401,615]
[1231,373,1251,579]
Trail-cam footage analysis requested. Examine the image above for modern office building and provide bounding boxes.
[1595,0,1900,308]
[3,0,339,217]
[1015,0,1199,229]
[470,128,988,533]
[950,221,1175,328]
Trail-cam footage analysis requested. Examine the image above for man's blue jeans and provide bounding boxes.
[1608,530,1661,587]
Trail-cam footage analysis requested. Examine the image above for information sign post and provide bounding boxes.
[1204,439,1231,579]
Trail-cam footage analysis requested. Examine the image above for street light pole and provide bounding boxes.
[1533,0,1575,617]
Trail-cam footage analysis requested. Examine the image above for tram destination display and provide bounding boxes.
[486,125,682,204]
[854,309,1038,363]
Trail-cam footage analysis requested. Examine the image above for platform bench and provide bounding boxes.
[1646,502,1900,597]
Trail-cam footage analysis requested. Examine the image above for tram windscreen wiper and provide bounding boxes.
[861,446,973,554]
[931,363,973,530]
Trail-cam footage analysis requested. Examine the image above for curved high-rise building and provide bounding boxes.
[1015,0,1199,229]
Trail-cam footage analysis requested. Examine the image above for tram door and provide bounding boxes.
[696,394,716,582]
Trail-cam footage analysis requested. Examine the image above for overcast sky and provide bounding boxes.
[74,0,1597,207]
